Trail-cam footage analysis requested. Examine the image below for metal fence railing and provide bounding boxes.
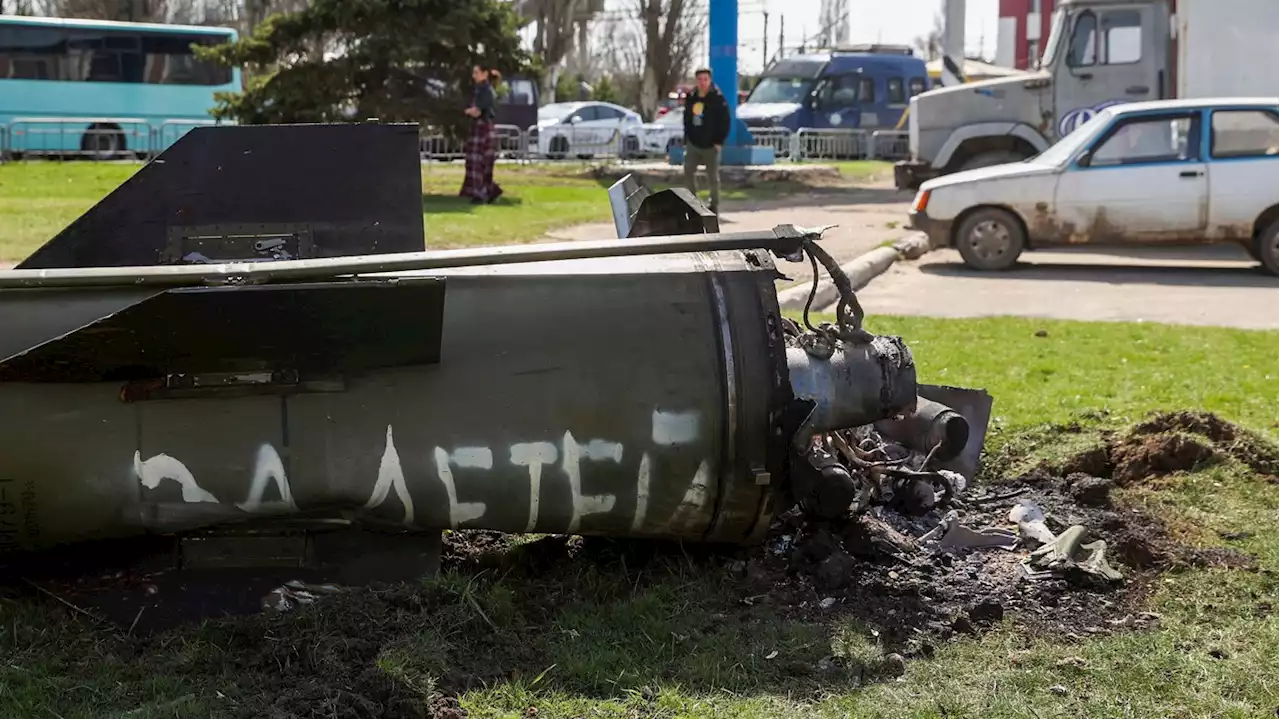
[1,116,915,165]
[869,130,910,161]
[4,117,153,159]
[151,119,219,156]
[794,128,870,161]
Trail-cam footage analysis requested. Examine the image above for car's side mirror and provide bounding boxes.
[570,115,582,124]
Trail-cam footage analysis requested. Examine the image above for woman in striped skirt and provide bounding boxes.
[460,64,504,205]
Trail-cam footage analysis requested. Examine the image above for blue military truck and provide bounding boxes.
[738,44,931,156]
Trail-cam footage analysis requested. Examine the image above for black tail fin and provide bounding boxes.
[16,123,426,270]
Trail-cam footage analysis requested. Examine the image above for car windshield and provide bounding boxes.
[537,104,579,121]
[747,77,813,104]
[1030,108,1115,166]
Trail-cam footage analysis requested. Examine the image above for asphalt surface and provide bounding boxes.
[550,184,1278,331]
[544,187,914,291]
[858,244,1279,330]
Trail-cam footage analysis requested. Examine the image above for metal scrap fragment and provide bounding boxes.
[1008,499,1057,546]
[261,579,344,614]
[1024,525,1123,581]
[920,511,1019,552]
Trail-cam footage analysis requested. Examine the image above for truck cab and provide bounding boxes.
[895,0,1280,189]
[494,75,540,130]
[738,45,930,136]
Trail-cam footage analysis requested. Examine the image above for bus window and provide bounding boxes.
[887,78,905,104]
[859,77,876,104]
[142,33,232,85]
[0,25,231,85]
[908,77,927,96]
[0,26,64,80]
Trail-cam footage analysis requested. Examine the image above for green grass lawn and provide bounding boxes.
[0,160,892,263]
[0,315,1275,719]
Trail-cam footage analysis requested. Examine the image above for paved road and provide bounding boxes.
[544,186,918,291]
[550,185,1278,330]
[857,244,1279,330]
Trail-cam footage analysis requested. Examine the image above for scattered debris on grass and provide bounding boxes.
[1,411,1273,718]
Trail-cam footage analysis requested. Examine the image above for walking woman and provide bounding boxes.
[460,64,504,204]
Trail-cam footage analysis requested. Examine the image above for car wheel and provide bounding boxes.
[1255,219,1278,275]
[621,135,640,158]
[955,208,1026,271]
[959,150,1025,172]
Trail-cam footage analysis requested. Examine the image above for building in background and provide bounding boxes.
[995,0,1056,69]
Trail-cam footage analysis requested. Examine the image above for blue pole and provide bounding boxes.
[669,0,774,165]
[708,0,741,146]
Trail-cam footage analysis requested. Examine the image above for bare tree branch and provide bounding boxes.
[633,0,702,118]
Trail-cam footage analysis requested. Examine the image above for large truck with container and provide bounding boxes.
[894,0,1280,189]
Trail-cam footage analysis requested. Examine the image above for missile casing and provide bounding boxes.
[0,122,940,566]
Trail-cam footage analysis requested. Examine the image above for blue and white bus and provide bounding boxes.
[0,14,240,158]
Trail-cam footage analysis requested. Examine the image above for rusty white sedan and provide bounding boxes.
[908,97,1279,274]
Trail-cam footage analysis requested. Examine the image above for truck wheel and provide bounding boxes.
[959,150,1024,172]
[1256,220,1278,275]
[955,208,1025,271]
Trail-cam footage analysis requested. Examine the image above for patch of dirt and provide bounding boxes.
[1110,432,1217,484]
[1056,411,1278,485]
[145,575,551,719]
[441,529,517,568]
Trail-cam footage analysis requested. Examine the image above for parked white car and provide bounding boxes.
[534,101,643,159]
[635,111,684,157]
[908,97,1280,274]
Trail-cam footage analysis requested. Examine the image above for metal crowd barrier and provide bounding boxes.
[746,126,795,158]
[869,130,910,161]
[0,117,917,166]
[1,117,238,160]
[151,119,219,156]
[794,128,870,161]
[525,125,645,162]
[4,117,152,159]
[420,124,531,164]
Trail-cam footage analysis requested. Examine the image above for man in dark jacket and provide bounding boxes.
[682,67,731,214]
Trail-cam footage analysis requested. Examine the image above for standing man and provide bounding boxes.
[682,67,731,214]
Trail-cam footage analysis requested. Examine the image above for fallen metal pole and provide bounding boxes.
[0,226,818,290]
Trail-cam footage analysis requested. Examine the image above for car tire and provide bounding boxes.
[1255,219,1278,275]
[958,150,1025,172]
[954,207,1026,271]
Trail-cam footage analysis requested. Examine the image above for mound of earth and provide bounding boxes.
[1058,410,1278,485]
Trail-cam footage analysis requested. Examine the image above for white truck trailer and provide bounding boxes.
[895,0,1280,189]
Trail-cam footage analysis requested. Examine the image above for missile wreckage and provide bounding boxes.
[0,123,991,579]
